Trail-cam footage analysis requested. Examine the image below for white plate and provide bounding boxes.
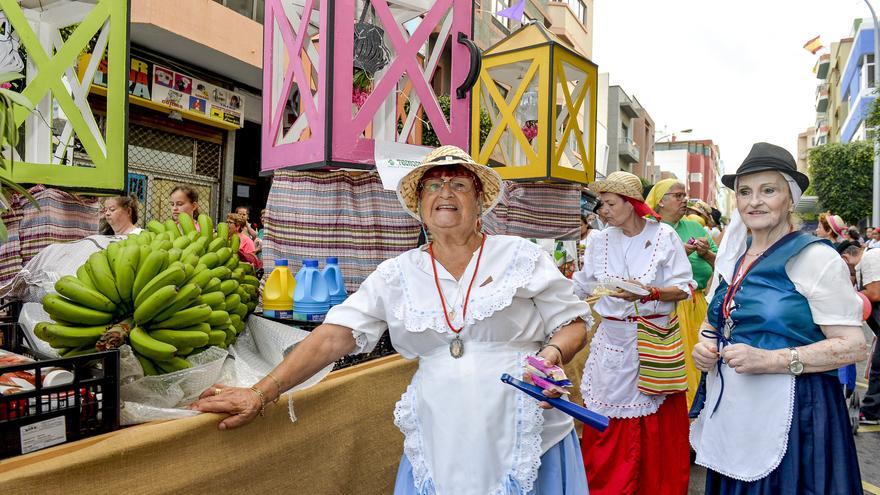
[601,279,650,296]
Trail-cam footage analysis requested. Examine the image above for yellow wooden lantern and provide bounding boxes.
[471,23,597,183]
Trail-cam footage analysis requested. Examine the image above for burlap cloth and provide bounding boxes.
[0,346,591,494]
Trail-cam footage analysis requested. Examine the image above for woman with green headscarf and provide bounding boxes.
[646,179,717,409]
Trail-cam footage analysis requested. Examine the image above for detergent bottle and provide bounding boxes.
[262,259,295,320]
[293,259,330,321]
[322,257,348,307]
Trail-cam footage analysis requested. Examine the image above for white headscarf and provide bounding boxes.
[706,172,803,301]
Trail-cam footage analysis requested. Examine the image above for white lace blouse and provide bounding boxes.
[326,234,592,360]
[572,219,696,318]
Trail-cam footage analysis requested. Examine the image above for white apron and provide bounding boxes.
[689,363,795,481]
[394,341,572,495]
[581,318,666,418]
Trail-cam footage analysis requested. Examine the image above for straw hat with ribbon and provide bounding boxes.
[396,145,504,221]
[589,171,661,219]
[826,213,847,238]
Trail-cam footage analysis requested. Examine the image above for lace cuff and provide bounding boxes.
[349,331,370,356]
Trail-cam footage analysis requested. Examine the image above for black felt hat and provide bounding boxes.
[721,142,809,191]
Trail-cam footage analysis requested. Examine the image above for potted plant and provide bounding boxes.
[352,68,372,109]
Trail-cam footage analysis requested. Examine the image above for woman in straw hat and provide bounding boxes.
[690,143,865,493]
[644,179,717,411]
[572,171,695,495]
[192,145,593,494]
[816,211,847,248]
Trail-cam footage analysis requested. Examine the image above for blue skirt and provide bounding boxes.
[394,429,589,494]
[704,373,861,495]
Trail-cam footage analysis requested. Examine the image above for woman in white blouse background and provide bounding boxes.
[192,146,593,495]
[572,171,695,495]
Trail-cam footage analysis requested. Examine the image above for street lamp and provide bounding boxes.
[654,128,693,144]
[865,0,880,226]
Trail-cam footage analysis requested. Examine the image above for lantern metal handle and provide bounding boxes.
[456,32,481,100]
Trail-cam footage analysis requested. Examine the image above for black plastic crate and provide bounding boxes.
[0,323,119,458]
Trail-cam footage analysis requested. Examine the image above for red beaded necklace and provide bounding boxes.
[428,233,487,339]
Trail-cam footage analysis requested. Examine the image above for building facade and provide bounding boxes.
[840,19,876,143]
[631,106,656,181]
[797,127,816,176]
[654,140,721,207]
[828,38,854,143]
[605,85,641,176]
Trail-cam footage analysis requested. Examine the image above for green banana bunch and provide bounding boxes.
[54,276,116,313]
[38,211,261,374]
[43,293,113,326]
[88,250,122,304]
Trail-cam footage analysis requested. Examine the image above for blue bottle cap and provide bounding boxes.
[326,257,338,264]
[275,259,288,266]
[304,259,319,268]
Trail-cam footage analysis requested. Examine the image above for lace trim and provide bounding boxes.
[489,353,545,495]
[467,241,542,326]
[691,374,796,482]
[349,331,369,355]
[393,374,435,494]
[547,313,593,340]
[390,238,543,334]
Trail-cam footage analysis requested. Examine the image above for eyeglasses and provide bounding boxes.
[420,176,475,194]
[663,192,688,201]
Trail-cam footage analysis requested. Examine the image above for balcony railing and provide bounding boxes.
[618,138,640,164]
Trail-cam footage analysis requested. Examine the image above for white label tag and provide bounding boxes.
[374,141,430,190]
[20,415,66,454]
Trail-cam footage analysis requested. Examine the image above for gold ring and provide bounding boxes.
[213,388,223,396]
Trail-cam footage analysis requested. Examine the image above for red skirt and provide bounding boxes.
[581,392,690,495]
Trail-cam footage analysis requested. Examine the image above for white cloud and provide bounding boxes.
[593,0,868,174]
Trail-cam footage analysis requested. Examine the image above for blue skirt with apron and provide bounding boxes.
[704,373,861,495]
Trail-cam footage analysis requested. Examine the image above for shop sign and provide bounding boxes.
[84,54,244,128]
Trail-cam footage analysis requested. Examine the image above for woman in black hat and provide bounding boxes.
[689,143,866,493]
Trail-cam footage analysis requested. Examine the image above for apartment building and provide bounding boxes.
[840,19,876,143]
[654,140,721,206]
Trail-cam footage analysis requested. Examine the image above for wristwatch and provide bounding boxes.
[788,347,804,376]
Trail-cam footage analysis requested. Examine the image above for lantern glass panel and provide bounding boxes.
[553,61,588,172]
[479,61,540,168]
[349,5,450,147]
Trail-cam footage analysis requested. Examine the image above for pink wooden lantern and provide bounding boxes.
[261,0,479,172]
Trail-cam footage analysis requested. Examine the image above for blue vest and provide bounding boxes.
[707,232,830,351]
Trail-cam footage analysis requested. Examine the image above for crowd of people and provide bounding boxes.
[97,185,267,270]
[179,142,871,494]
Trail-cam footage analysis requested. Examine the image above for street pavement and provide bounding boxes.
[687,326,880,494]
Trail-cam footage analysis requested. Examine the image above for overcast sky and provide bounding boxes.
[592,0,869,174]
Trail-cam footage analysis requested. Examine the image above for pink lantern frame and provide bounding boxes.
[261,0,479,172]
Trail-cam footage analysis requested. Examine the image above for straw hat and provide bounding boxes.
[396,145,504,221]
[589,171,644,201]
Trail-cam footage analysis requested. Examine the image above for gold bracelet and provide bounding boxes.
[266,371,282,404]
[249,386,267,417]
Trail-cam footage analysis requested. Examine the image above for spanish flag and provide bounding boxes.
[803,36,823,55]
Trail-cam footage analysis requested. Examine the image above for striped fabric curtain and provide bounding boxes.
[261,171,422,293]
[262,171,582,290]
[483,182,581,240]
[0,186,102,286]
